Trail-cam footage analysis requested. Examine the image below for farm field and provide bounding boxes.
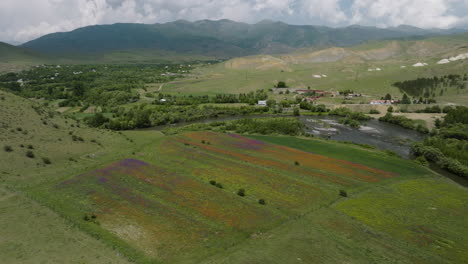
[21,131,466,263]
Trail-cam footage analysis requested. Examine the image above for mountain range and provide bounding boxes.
[19,19,468,59]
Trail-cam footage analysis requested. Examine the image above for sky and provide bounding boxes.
[1,0,468,44]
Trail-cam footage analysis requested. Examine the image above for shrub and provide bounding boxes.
[339,190,348,197]
[387,106,394,113]
[237,188,246,197]
[258,199,266,205]
[294,161,300,166]
[4,145,13,152]
[27,144,34,149]
[215,183,223,189]
[414,156,429,167]
[26,150,35,158]
[293,107,300,116]
[209,180,217,186]
[42,157,51,165]
[201,140,206,144]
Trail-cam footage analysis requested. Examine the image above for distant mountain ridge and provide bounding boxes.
[21,19,468,58]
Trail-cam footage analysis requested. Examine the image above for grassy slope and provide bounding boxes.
[0,90,160,263]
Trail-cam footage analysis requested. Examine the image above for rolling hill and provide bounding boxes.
[21,20,467,58]
[0,41,46,63]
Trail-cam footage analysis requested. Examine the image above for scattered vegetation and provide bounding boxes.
[26,150,35,158]
[339,190,348,197]
[4,145,13,152]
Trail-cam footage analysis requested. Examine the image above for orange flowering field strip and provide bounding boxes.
[46,131,399,263]
[179,132,396,185]
[54,158,282,262]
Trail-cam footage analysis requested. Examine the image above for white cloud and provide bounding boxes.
[0,0,467,44]
[300,0,347,24]
[350,0,467,28]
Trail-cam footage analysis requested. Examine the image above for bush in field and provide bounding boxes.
[237,188,246,197]
[276,81,287,88]
[215,183,223,189]
[414,156,429,167]
[26,150,35,158]
[209,180,216,186]
[294,161,300,166]
[339,190,348,197]
[42,157,52,165]
[258,199,266,205]
[4,145,13,152]
[293,107,300,116]
[27,144,34,149]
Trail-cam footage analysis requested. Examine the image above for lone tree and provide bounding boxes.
[401,94,411,104]
[258,199,266,205]
[237,188,246,197]
[276,81,287,88]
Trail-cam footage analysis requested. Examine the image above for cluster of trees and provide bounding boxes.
[379,113,429,133]
[164,117,305,136]
[0,64,192,107]
[329,107,371,128]
[154,89,268,105]
[85,104,271,130]
[393,74,467,98]
[414,105,455,114]
[299,102,328,112]
[412,106,468,178]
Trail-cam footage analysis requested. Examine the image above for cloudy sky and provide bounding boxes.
[1,0,468,44]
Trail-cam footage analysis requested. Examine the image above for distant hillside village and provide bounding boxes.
[267,86,375,105]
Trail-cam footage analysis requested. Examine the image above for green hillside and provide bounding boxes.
[0,42,46,63]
